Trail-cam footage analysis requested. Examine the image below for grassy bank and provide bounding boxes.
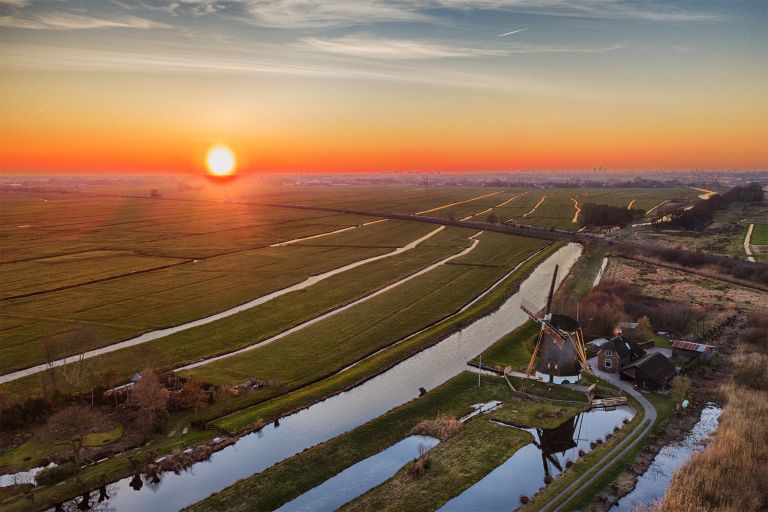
[478,320,539,372]
[341,417,531,512]
[189,372,581,512]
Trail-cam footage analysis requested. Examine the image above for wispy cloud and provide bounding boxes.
[436,0,722,22]
[239,0,431,28]
[503,43,626,53]
[301,35,501,59]
[0,12,169,29]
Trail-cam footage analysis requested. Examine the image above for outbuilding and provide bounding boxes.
[672,340,716,363]
[620,352,677,391]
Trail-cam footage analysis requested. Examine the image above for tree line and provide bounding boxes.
[580,203,645,227]
[659,182,764,231]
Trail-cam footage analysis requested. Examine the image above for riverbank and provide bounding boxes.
[0,242,572,512]
[188,372,587,512]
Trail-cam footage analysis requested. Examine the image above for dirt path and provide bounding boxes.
[460,191,528,221]
[645,200,668,215]
[690,187,717,200]
[414,191,502,215]
[176,231,485,371]
[0,227,448,384]
[523,195,547,218]
[571,197,581,224]
[744,223,755,262]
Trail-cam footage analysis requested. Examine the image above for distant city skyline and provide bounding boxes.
[1,0,766,174]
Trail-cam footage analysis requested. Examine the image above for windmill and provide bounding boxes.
[522,265,592,383]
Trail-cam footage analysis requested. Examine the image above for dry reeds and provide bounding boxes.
[411,415,464,441]
[406,444,432,480]
[660,377,768,510]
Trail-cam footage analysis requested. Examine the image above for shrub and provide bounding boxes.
[35,463,78,486]
[411,415,464,441]
[406,446,432,480]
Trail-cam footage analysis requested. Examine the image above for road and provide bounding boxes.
[543,358,658,512]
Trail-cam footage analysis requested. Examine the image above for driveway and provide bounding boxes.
[542,356,658,512]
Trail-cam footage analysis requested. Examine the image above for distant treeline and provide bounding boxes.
[658,183,764,231]
[580,203,645,227]
[476,178,694,189]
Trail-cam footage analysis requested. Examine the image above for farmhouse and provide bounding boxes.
[672,340,716,363]
[620,352,677,391]
[597,335,646,373]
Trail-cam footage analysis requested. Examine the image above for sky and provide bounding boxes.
[0,0,766,175]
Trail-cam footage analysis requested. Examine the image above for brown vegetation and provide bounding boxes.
[410,415,464,441]
[405,444,432,480]
[577,279,703,338]
[42,405,108,467]
[660,310,768,512]
[129,370,169,438]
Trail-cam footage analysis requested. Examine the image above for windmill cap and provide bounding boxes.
[549,313,580,332]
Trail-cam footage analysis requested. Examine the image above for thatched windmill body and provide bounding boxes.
[522,265,591,384]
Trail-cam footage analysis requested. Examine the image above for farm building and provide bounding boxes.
[672,340,716,363]
[620,352,677,391]
[597,335,646,373]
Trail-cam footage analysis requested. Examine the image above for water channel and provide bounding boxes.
[54,242,582,511]
[612,403,722,511]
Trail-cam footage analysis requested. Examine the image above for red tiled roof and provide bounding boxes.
[672,340,714,353]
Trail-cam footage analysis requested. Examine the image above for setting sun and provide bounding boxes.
[206,145,236,177]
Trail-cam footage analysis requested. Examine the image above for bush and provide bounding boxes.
[0,397,52,430]
[35,463,78,486]
[411,416,464,441]
[406,450,432,480]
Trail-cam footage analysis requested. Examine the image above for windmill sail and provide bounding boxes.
[522,267,592,383]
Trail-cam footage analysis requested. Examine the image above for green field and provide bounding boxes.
[183,231,546,387]
[0,182,700,512]
[752,223,768,245]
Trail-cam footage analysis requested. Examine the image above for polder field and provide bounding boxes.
[0,182,701,394]
[0,180,709,512]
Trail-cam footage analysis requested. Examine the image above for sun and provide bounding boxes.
[205,145,236,177]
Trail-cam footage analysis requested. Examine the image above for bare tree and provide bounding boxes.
[130,370,168,437]
[42,405,108,467]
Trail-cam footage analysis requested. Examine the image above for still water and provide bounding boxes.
[277,435,439,512]
[440,405,635,512]
[612,403,722,511]
[56,243,582,512]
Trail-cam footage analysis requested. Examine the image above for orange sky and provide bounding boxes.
[1,1,766,174]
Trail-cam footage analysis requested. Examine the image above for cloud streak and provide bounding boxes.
[437,0,722,23]
[300,35,502,59]
[497,27,528,37]
[0,12,169,29]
